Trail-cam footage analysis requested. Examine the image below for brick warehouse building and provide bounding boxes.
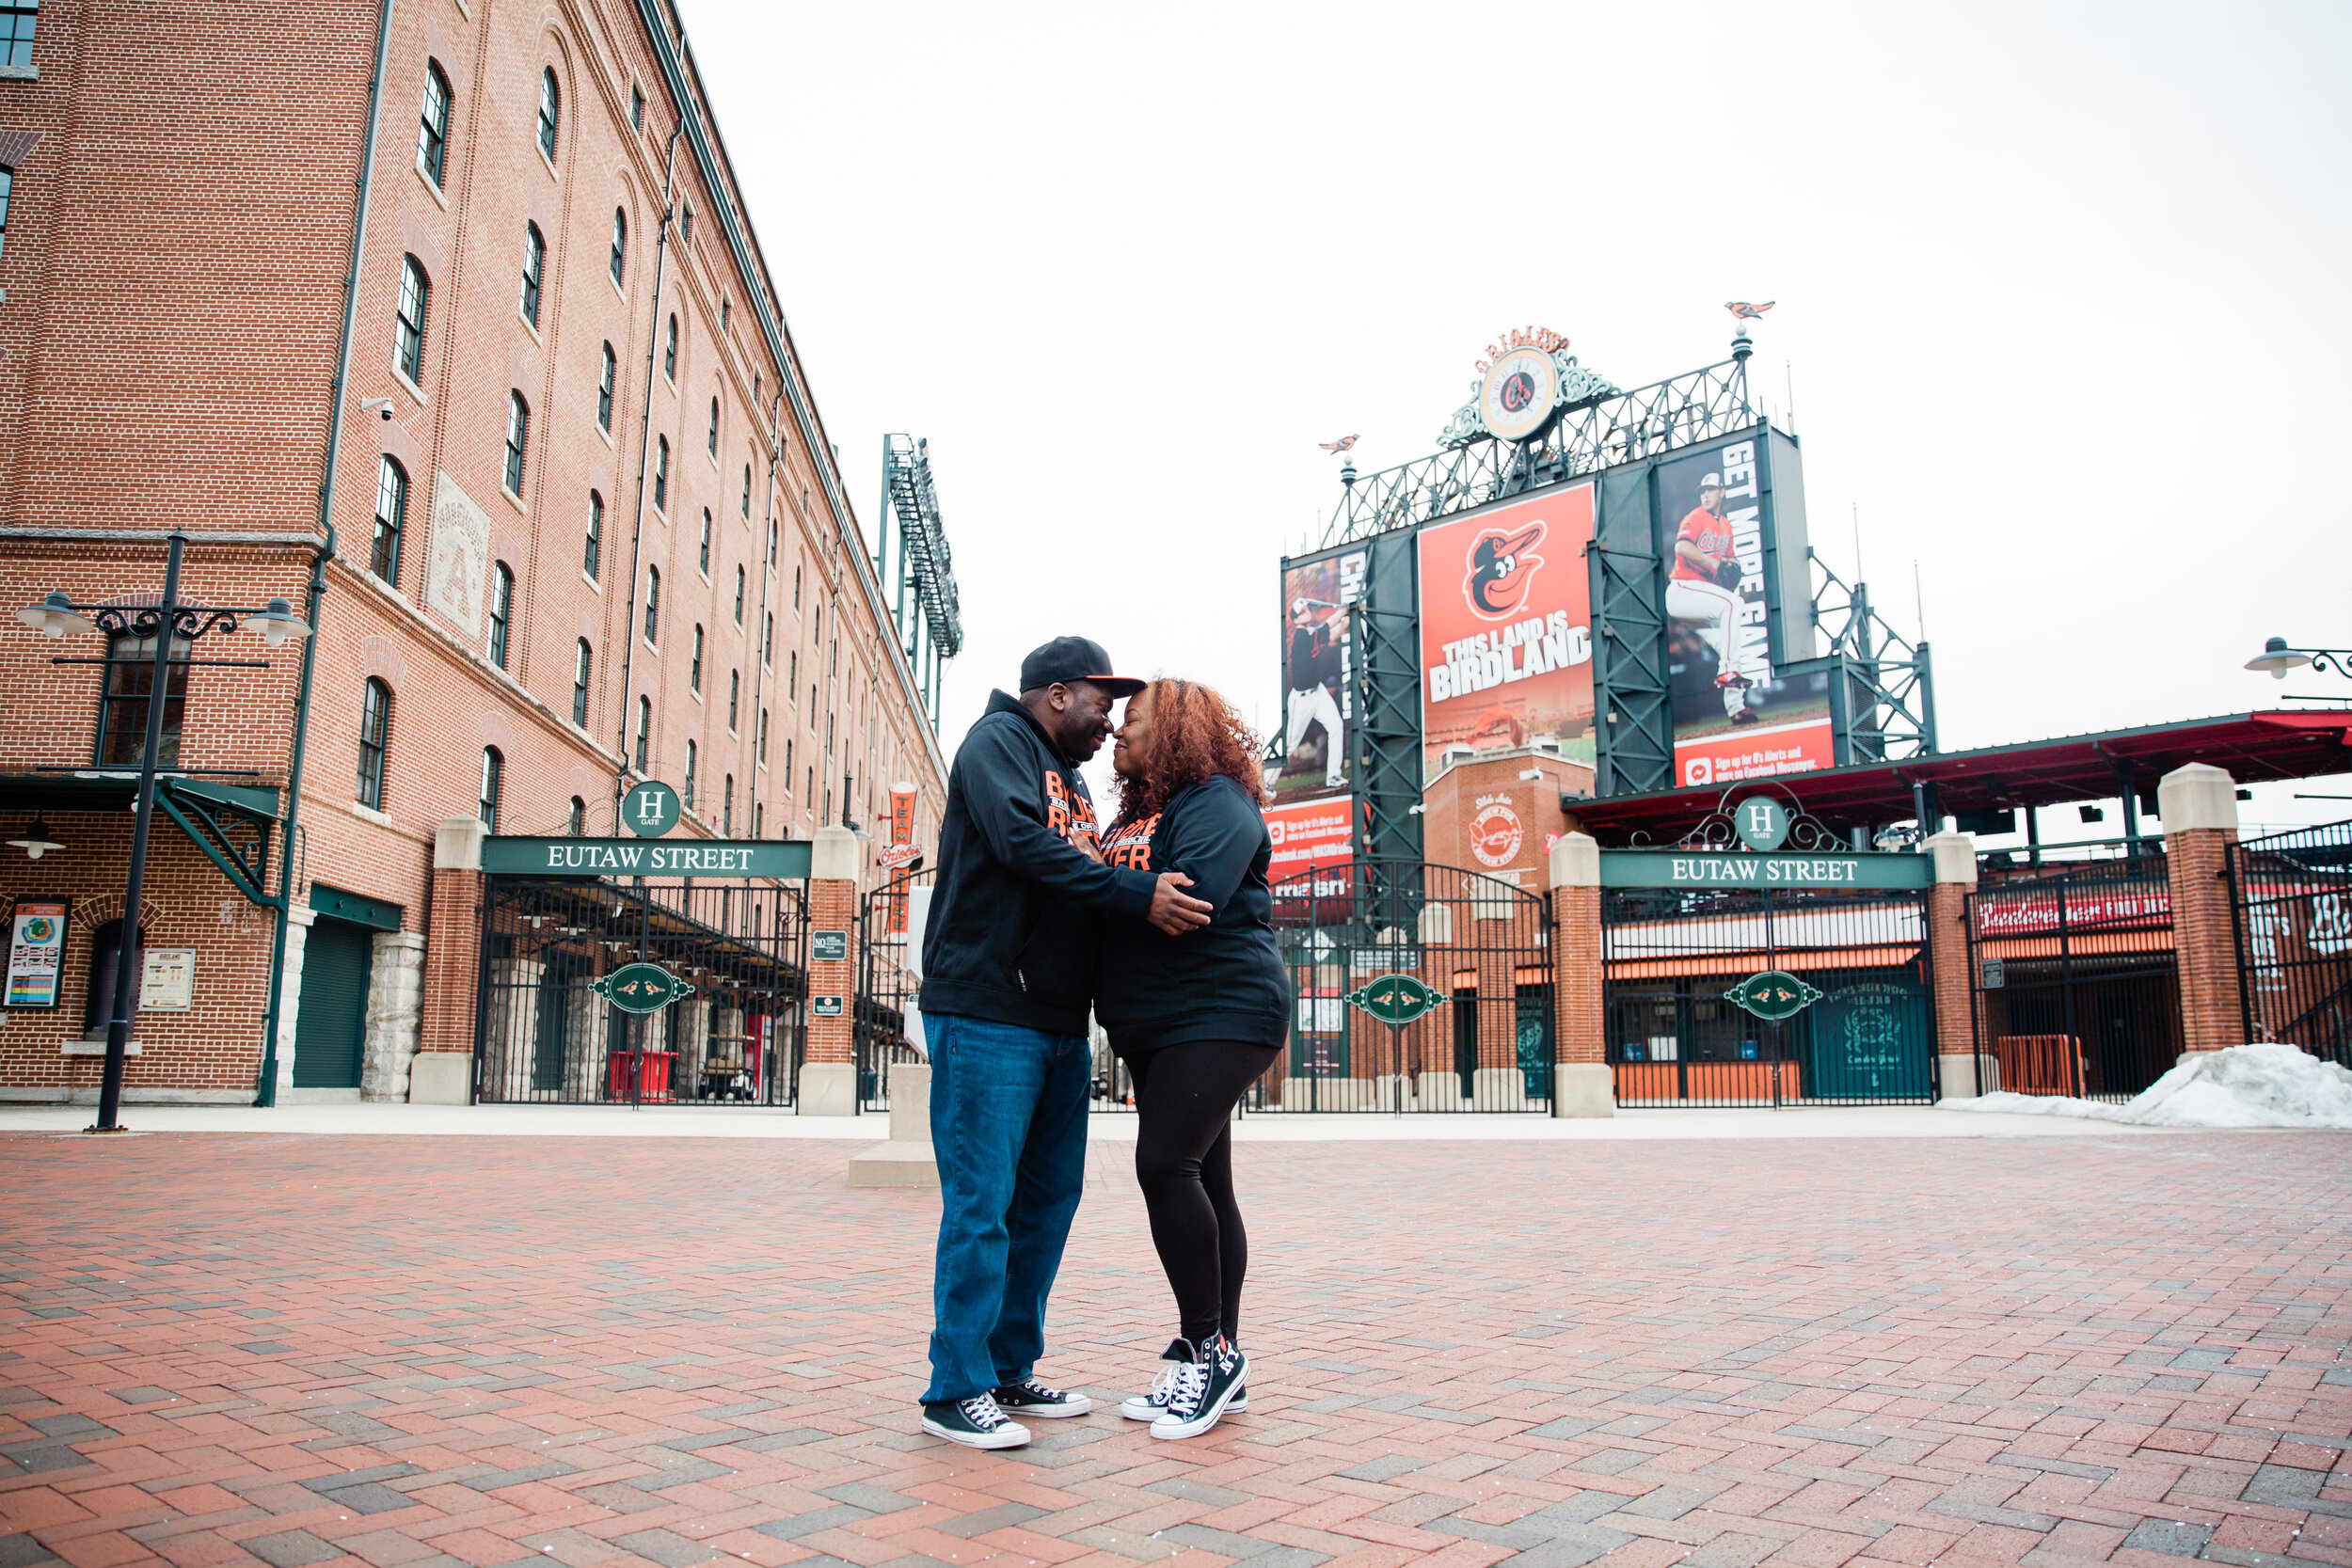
[0,0,946,1104]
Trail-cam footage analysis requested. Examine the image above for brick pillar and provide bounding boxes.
[409,817,485,1105]
[1923,832,1979,1100]
[2160,763,2244,1054]
[799,825,862,1116]
[1547,832,1611,1117]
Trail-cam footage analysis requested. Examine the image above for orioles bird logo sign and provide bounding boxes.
[1462,521,1546,620]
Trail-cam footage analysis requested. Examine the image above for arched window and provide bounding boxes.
[690,624,703,691]
[583,490,602,579]
[721,296,730,332]
[394,255,429,383]
[487,562,514,668]
[572,638,592,725]
[608,206,627,287]
[766,518,776,567]
[519,222,545,326]
[763,612,772,667]
[479,746,503,832]
[723,775,734,837]
[357,677,390,809]
[417,61,452,186]
[742,464,753,518]
[653,436,669,511]
[596,341,615,431]
[370,455,407,584]
[683,739,697,811]
[727,668,739,732]
[644,566,660,642]
[754,802,762,839]
[734,565,745,625]
[707,395,719,456]
[83,920,148,1037]
[568,796,586,836]
[535,67,560,160]
[698,508,711,575]
[792,564,802,610]
[663,313,677,379]
[757,707,769,764]
[634,694,652,769]
[503,391,530,496]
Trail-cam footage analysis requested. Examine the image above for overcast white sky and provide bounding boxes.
[690,1,2352,839]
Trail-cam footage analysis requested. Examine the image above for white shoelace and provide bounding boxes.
[1145,1362,1185,1406]
[1162,1361,1207,1418]
[960,1395,1003,1429]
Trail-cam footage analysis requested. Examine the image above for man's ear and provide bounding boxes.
[1046,683,1072,713]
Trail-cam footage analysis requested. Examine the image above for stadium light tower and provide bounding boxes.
[2244,637,2352,681]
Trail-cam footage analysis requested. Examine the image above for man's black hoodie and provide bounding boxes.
[919,690,1159,1035]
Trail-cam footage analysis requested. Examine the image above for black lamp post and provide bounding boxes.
[14,530,310,1132]
[2245,637,2352,681]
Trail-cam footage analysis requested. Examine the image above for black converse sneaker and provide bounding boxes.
[1149,1334,1248,1440]
[920,1393,1031,1449]
[992,1376,1092,1418]
[1120,1338,1246,1420]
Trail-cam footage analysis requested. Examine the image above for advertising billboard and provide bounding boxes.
[1653,437,1835,786]
[1416,483,1597,784]
[1270,544,1367,805]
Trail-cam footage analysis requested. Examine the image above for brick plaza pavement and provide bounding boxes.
[1,1128,2348,1568]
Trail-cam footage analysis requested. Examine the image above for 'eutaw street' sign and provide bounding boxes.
[1597,848,1928,890]
[481,836,814,879]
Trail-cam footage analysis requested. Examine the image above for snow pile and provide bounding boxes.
[1949,1042,2352,1129]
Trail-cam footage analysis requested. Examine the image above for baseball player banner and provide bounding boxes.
[1416,483,1597,784]
[1271,545,1366,803]
[1653,440,1834,786]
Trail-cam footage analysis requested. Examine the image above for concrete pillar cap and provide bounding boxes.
[2158,762,2239,834]
[435,816,486,872]
[1922,831,1977,886]
[810,825,863,883]
[1549,831,1600,888]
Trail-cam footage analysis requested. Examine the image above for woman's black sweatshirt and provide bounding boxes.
[1093,774,1291,1054]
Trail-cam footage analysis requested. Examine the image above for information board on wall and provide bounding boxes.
[5,900,68,1009]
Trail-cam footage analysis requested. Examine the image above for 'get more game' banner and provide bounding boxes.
[1416,483,1597,784]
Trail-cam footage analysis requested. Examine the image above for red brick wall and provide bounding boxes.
[2167,828,2244,1053]
[804,875,854,1065]
[1928,881,1976,1060]
[416,864,481,1059]
[1549,884,1602,1066]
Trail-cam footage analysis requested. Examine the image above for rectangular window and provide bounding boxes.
[629,84,644,129]
[0,0,33,69]
[357,679,389,809]
[97,632,188,767]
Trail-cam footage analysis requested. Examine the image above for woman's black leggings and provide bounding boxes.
[1124,1040,1279,1347]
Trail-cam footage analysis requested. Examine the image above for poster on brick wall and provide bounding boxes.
[6,900,69,1009]
[426,470,492,638]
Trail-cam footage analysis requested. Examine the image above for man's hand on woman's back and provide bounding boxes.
[1150,873,1214,936]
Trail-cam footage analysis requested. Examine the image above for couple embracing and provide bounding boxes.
[914,636,1288,1449]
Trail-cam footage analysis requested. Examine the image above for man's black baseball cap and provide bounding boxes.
[1020,636,1145,698]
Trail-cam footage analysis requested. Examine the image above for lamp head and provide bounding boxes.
[253,596,311,648]
[15,592,93,640]
[2245,635,2311,680]
[7,818,63,860]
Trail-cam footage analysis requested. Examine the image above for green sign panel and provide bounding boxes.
[1724,970,1822,1021]
[1345,973,1445,1025]
[481,836,814,879]
[1598,849,1929,890]
[623,780,682,836]
[594,961,694,1015]
[1733,798,1791,850]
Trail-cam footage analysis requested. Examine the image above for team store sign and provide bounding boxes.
[1417,483,1597,783]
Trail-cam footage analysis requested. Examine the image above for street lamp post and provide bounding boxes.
[2245,637,2352,681]
[15,529,310,1133]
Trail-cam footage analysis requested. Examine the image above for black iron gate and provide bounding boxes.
[855,867,932,1112]
[1965,856,2180,1101]
[2231,819,2352,1069]
[474,876,807,1105]
[1259,859,1553,1113]
[1601,883,1935,1107]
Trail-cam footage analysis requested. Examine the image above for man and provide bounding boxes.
[1283,597,1348,787]
[1663,472,1768,725]
[916,636,1214,1449]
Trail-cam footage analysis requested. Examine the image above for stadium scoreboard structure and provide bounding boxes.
[1270,325,1935,868]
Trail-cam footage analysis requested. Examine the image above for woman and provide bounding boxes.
[1091,678,1289,1440]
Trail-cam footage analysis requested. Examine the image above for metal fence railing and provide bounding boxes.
[473,877,807,1106]
[2231,819,2352,1069]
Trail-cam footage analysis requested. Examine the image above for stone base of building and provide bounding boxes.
[1939,1054,1987,1100]
[799,1062,857,1117]
[847,1141,940,1188]
[0,1085,254,1105]
[278,1087,364,1105]
[1553,1063,1616,1117]
[407,1053,471,1105]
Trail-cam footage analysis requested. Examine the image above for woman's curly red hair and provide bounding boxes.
[1110,678,1267,829]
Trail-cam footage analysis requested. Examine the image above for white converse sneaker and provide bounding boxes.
[921,1393,1031,1449]
[1150,1336,1248,1440]
[1121,1338,1246,1420]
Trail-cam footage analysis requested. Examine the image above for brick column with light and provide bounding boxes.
[1547,832,1612,1117]
[1922,831,1979,1100]
[2160,762,2244,1055]
[409,817,485,1105]
[798,826,863,1115]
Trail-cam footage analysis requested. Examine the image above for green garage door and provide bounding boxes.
[294,917,373,1088]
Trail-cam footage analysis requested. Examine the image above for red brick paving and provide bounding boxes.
[1,1129,2348,1568]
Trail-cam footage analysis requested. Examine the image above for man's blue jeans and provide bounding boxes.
[921,1011,1091,1405]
